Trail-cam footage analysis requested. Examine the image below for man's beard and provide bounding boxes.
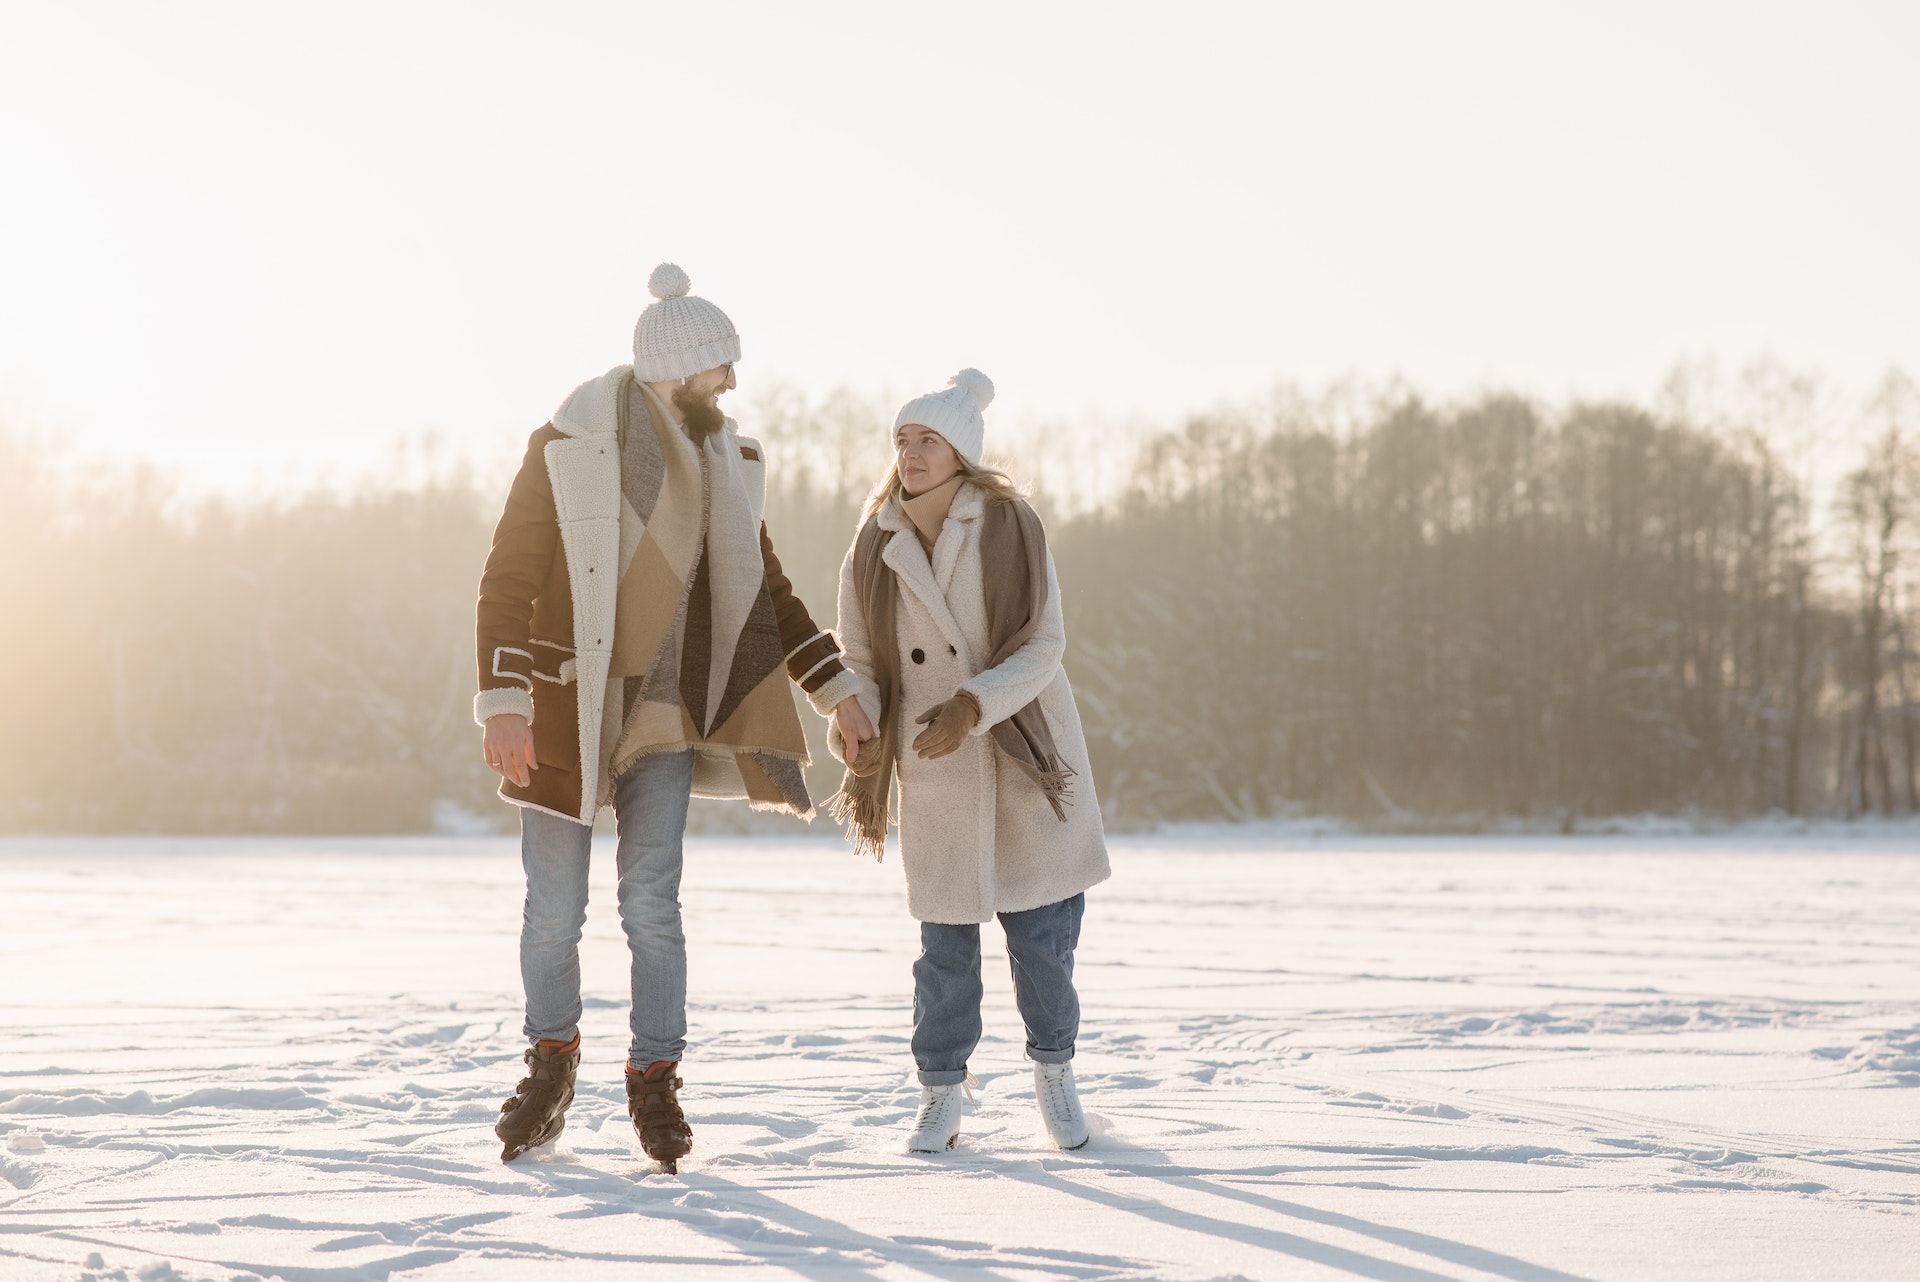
[672,383,725,443]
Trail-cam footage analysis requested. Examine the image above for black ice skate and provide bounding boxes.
[495,1037,580,1162]
[626,1061,693,1172]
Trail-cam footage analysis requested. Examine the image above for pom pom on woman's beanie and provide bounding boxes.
[949,368,995,411]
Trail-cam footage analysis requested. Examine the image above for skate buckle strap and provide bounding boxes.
[522,1047,579,1081]
[627,1069,687,1118]
[626,1065,693,1165]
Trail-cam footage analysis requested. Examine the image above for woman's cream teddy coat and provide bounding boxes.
[829,482,1110,924]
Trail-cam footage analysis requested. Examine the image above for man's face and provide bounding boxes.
[672,363,735,442]
[682,363,736,405]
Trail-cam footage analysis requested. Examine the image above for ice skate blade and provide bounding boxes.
[907,1133,959,1154]
[498,1117,566,1164]
[639,1139,692,1168]
[501,1136,558,1163]
[501,1137,555,1163]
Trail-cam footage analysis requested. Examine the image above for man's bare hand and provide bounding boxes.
[834,697,876,765]
[483,713,537,788]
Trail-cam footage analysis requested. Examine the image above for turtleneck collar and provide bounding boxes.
[900,475,965,551]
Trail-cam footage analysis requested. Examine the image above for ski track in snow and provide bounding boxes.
[0,833,1915,1281]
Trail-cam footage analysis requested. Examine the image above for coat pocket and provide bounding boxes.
[528,637,575,686]
[530,680,581,773]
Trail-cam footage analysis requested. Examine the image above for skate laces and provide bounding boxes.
[914,1073,976,1129]
[1037,1063,1077,1125]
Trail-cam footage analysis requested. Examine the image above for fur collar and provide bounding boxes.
[876,482,987,664]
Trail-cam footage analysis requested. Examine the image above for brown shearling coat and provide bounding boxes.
[476,420,851,821]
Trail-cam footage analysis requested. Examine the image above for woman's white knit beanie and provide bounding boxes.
[632,263,742,382]
[894,369,995,465]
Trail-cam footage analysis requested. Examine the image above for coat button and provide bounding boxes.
[911,648,925,664]
[948,645,957,655]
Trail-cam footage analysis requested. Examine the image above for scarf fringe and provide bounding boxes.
[826,775,891,861]
[1036,764,1076,822]
[746,796,815,820]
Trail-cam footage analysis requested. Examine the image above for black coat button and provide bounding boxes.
[948,645,957,655]
[911,648,925,664]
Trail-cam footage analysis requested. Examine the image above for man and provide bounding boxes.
[473,263,874,1167]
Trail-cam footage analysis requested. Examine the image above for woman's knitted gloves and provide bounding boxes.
[911,689,982,760]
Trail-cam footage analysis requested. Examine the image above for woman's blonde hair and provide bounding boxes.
[862,456,1021,523]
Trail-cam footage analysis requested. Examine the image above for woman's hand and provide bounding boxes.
[911,690,981,760]
[483,713,537,787]
[834,697,877,765]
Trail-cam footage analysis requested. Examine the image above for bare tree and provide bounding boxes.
[4,369,1913,834]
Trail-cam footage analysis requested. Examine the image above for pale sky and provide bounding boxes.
[2,0,1916,493]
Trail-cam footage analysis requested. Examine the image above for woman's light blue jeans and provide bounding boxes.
[517,749,696,1067]
[912,893,1085,1085]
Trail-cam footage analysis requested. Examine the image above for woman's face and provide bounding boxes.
[896,424,961,496]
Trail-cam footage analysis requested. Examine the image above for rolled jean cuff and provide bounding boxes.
[629,1040,686,1067]
[1027,1043,1074,1065]
[917,1067,971,1086]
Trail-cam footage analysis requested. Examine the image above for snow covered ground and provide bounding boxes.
[1,830,1915,1281]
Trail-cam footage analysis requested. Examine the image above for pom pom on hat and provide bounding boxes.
[949,368,994,411]
[648,262,692,301]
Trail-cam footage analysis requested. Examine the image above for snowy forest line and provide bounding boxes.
[2,368,1917,833]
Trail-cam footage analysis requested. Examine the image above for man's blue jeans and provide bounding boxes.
[518,749,696,1067]
[912,893,1085,1085]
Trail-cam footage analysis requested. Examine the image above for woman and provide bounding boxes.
[825,369,1111,1153]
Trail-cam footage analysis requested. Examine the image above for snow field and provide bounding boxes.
[0,832,1916,1281]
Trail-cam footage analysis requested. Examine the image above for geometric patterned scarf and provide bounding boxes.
[603,376,813,817]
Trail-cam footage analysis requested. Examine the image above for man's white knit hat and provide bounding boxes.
[894,369,995,465]
[632,263,741,382]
